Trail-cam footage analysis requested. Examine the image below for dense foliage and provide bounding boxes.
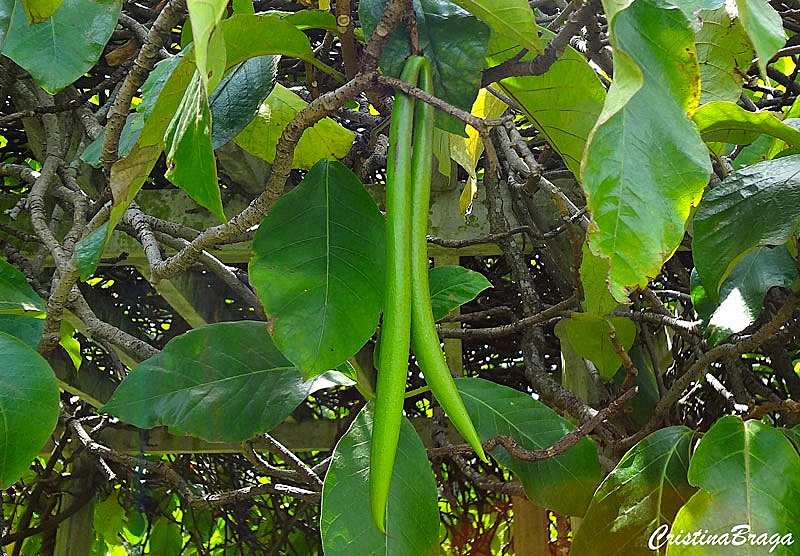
[2,0,800,553]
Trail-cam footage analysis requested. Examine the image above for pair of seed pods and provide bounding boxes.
[368,56,488,534]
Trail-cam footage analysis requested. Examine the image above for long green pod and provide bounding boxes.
[369,55,427,534]
[408,61,488,464]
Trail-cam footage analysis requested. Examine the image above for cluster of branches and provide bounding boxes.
[3,0,800,553]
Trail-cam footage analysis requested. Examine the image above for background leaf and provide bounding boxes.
[75,223,110,281]
[359,0,490,135]
[486,29,606,177]
[457,378,602,516]
[697,246,797,345]
[696,7,754,105]
[209,54,279,149]
[320,403,439,556]
[565,313,636,380]
[0,332,59,489]
[693,101,800,146]
[450,0,542,54]
[581,0,711,302]
[0,0,120,93]
[735,0,784,79]
[692,155,800,298]
[249,160,384,377]
[429,265,492,321]
[102,321,353,442]
[0,259,43,312]
[667,416,800,555]
[221,13,319,70]
[571,427,696,556]
[234,83,355,169]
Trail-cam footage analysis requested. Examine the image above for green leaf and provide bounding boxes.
[360,0,490,135]
[693,101,800,146]
[0,332,59,489]
[571,427,696,556]
[0,259,43,312]
[695,7,753,105]
[579,242,619,316]
[0,315,43,348]
[450,0,542,54]
[735,0,784,79]
[428,265,492,321]
[102,321,353,442]
[0,0,121,93]
[59,321,81,371]
[164,71,226,223]
[783,424,800,451]
[94,494,126,543]
[692,155,800,298]
[221,13,319,71]
[565,313,636,380]
[320,403,439,555]
[20,0,64,23]
[581,0,711,302]
[249,160,384,377]
[107,52,196,242]
[457,378,602,516]
[80,113,144,167]
[148,519,184,554]
[279,9,337,31]
[612,345,660,426]
[689,268,717,323]
[187,0,227,91]
[75,223,109,281]
[667,0,723,22]
[486,28,606,178]
[209,54,279,149]
[701,246,797,345]
[234,83,355,169]
[667,416,800,555]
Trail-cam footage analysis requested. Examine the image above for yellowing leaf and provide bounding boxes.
[21,0,65,23]
[449,88,507,219]
[234,83,355,169]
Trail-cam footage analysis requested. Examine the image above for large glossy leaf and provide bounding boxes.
[0,332,59,489]
[164,71,226,222]
[0,0,120,93]
[692,246,797,345]
[320,403,439,555]
[735,0,784,79]
[564,313,636,380]
[456,378,602,516]
[692,155,800,298]
[666,416,800,555]
[581,0,711,302]
[450,0,542,54]
[695,7,753,105]
[249,160,385,378]
[102,321,352,442]
[360,0,490,135]
[693,102,800,146]
[209,55,279,149]
[571,427,696,556]
[428,265,492,321]
[234,84,355,169]
[0,315,43,349]
[20,0,63,23]
[187,0,227,91]
[0,259,43,312]
[221,13,318,71]
[486,30,605,177]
